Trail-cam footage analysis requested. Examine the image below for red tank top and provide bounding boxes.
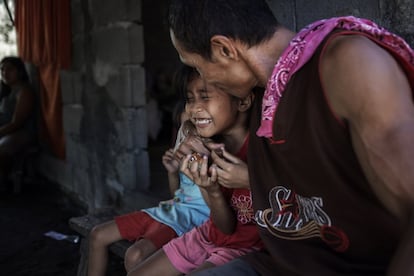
[208,135,264,249]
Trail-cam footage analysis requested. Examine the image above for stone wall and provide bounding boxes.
[266,0,414,46]
[35,0,414,213]
[380,0,414,46]
[37,0,152,212]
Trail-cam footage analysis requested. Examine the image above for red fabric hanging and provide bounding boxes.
[15,0,71,159]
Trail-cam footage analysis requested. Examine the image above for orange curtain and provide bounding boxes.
[15,0,71,159]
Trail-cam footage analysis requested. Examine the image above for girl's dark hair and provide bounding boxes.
[169,65,199,144]
[168,0,279,60]
[172,64,199,102]
[171,64,199,128]
[172,99,186,130]
[0,56,30,98]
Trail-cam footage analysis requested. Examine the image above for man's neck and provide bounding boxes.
[243,26,296,87]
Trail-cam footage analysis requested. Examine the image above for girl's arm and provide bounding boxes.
[166,172,180,197]
[162,148,180,196]
[182,154,237,234]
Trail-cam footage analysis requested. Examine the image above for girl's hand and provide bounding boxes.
[181,153,221,195]
[173,135,210,163]
[162,148,179,173]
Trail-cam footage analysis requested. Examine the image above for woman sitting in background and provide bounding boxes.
[0,56,36,191]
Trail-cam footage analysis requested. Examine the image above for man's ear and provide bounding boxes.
[210,35,238,61]
[238,93,254,112]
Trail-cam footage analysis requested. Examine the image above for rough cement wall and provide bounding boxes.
[39,0,150,212]
[382,0,414,46]
[266,0,414,47]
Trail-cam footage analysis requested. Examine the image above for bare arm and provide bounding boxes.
[320,35,414,272]
[162,148,180,196]
[0,85,35,136]
[181,154,237,234]
[166,172,179,197]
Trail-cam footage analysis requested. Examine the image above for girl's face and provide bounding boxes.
[0,61,20,86]
[185,76,240,138]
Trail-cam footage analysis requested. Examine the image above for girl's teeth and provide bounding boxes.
[196,119,211,124]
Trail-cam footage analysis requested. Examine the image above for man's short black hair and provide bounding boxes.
[168,0,279,60]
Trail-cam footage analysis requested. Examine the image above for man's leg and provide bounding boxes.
[190,258,259,276]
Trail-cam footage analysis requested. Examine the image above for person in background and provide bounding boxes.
[167,0,414,275]
[86,65,210,276]
[0,56,36,191]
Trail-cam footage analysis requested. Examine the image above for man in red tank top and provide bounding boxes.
[168,0,414,275]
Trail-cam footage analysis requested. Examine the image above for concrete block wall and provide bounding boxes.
[39,0,151,212]
[382,0,414,46]
[266,0,414,46]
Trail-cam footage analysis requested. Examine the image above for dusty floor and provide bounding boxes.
[0,180,81,275]
[0,179,126,276]
[0,140,170,276]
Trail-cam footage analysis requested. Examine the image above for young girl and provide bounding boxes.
[87,65,210,276]
[126,69,263,276]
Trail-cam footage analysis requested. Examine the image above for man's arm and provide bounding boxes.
[320,34,414,271]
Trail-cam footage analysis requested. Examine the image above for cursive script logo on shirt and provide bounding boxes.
[255,186,349,252]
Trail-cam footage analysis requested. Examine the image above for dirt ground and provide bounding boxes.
[0,179,125,276]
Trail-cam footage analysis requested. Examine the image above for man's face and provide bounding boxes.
[170,30,257,99]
